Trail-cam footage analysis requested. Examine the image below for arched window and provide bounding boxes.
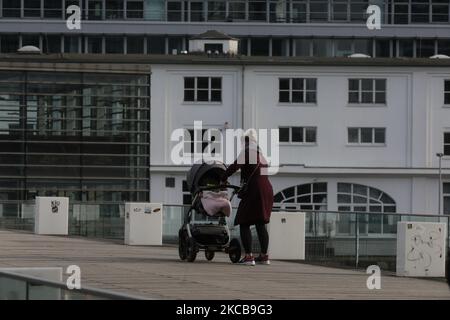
[337,183,397,235]
[273,182,327,211]
[337,183,396,213]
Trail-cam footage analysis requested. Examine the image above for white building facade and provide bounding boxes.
[149,57,450,218]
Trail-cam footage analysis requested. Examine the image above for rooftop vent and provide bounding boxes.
[348,53,371,58]
[430,54,450,59]
[17,45,41,54]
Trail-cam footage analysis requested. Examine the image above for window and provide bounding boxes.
[279,78,317,103]
[411,1,429,23]
[294,39,311,57]
[272,39,286,57]
[444,80,450,105]
[444,183,450,215]
[250,38,269,56]
[88,0,103,20]
[291,2,307,22]
[438,40,450,56]
[269,0,286,23]
[310,1,328,21]
[393,3,409,24]
[273,183,327,211]
[2,0,21,17]
[432,1,449,22]
[249,1,266,21]
[167,1,182,21]
[44,0,62,18]
[354,39,372,56]
[335,39,352,57]
[43,35,61,53]
[190,2,204,21]
[64,36,80,53]
[312,39,332,57]
[87,36,103,53]
[168,37,183,54]
[24,0,41,18]
[184,77,222,102]
[278,127,317,144]
[337,183,397,234]
[273,182,328,236]
[348,79,386,104]
[348,128,386,145]
[1,35,19,53]
[127,0,144,19]
[148,36,166,54]
[208,1,226,21]
[332,1,349,21]
[106,0,124,19]
[350,1,368,22]
[127,36,144,54]
[105,36,124,54]
[375,39,391,57]
[398,39,414,57]
[22,34,40,48]
[165,177,175,188]
[228,1,246,20]
[238,38,248,55]
[444,132,450,156]
[417,39,435,57]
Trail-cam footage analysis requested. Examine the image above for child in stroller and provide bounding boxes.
[178,161,242,263]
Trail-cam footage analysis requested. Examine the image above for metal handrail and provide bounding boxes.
[163,204,449,219]
[0,270,146,300]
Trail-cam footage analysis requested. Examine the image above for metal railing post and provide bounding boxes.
[355,213,359,269]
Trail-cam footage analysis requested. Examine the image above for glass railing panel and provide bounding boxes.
[0,276,27,300]
[27,283,62,300]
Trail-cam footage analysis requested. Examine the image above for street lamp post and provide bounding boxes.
[437,153,444,215]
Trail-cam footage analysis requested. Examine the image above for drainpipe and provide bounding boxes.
[241,63,245,130]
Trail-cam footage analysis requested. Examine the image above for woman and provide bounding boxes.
[222,129,274,266]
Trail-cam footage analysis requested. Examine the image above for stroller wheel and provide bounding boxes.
[228,238,242,263]
[205,250,215,261]
[178,230,188,261]
[186,238,198,262]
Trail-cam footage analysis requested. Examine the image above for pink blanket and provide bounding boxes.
[200,191,232,217]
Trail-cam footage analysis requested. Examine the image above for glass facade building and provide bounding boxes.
[0,1,449,57]
[0,1,448,24]
[0,67,150,217]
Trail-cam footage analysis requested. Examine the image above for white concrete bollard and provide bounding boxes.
[124,203,163,246]
[396,221,447,277]
[268,212,305,260]
[34,197,69,235]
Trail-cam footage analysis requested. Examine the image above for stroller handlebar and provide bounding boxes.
[197,184,241,192]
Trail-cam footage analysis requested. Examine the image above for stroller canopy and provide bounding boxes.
[186,161,227,195]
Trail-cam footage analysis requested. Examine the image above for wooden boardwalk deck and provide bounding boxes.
[0,230,449,300]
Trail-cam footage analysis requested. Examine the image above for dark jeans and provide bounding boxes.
[239,223,269,255]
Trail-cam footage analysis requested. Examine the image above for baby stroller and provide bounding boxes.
[178,161,242,263]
